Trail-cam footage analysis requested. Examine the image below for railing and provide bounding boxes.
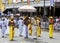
[41,22,60,30]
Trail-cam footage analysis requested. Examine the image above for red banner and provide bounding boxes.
[16,0,18,3]
[27,0,30,5]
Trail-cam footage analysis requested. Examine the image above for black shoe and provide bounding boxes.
[29,33,32,35]
[19,35,23,37]
[50,37,53,39]
[2,36,4,38]
[38,36,41,37]
[24,37,28,39]
[33,38,37,40]
[10,39,13,41]
[5,34,9,36]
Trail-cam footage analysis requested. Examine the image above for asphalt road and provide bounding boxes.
[0,27,60,43]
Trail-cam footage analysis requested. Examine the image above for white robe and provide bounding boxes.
[22,24,28,37]
[1,20,7,36]
[0,19,2,26]
[5,19,9,34]
[18,19,23,35]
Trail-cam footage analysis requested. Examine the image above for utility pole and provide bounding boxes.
[50,4,51,16]
[53,0,55,17]
[44,0,46,16]
[44,0,47,30]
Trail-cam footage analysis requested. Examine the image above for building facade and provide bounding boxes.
[54,0,60,17]
[1,0,59,16]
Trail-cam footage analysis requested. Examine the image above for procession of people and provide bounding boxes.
[0,13,55,41]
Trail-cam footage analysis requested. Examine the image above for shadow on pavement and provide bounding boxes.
[24,38,48,43]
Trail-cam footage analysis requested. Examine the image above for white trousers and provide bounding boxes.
[1,27,6,36]
[5,26,9,34]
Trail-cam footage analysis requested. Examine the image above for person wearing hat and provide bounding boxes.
[36,17,41,37]
[1,17,7,38]
[8,15,15,41]
[49,16,54,38]
[22,17,29,38]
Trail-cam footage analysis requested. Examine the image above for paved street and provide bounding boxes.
[0,28,60,43]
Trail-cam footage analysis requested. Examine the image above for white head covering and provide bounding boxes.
[2,17,5,20]
[11,14,14,16]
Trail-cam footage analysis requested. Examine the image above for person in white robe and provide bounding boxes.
[5,17,9,35]
[18,18,23,36]
[1,17,7,38]
[22,17,29,38]
[0,17,2,28]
